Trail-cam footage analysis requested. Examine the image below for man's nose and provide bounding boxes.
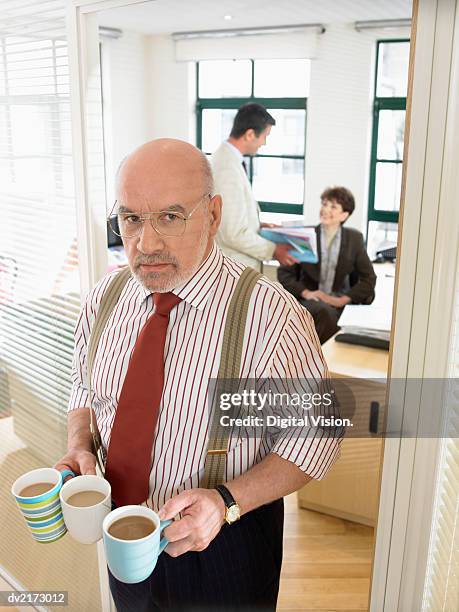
[137,219,165,253]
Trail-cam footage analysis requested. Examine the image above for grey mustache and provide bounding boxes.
[135,258,176,265]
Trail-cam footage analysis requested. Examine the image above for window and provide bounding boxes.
[196,59,310,214]
[0,2,101,607]
[368,40,410,225]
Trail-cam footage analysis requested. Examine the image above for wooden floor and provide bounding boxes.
[1,405,374,611]
[0,495,375,612]
[278,495,374,612]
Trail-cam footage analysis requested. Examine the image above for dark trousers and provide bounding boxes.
[300,298,343,344]
[108,499,284,612]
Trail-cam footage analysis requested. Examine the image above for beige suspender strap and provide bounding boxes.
[87,267,132,376]
[82,264,261,486]
[202,267,262,489]
[86,266,132,474]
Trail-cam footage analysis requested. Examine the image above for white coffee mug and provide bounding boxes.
[60,475,111,544]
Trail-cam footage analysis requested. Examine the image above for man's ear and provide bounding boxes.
[244,128,256,141]
[208,195,222,234]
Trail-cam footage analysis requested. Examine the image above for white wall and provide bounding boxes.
[101,31,148,205]
[305,24,410,231]
[100,31,195,201]
[144,35,196,142]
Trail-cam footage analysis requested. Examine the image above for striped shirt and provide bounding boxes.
[69,244,341,510]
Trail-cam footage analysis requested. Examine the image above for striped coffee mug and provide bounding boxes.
[11,467,75,543]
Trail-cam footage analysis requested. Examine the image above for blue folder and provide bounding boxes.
[260,229,318,263]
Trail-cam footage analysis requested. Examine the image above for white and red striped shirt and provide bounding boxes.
[69,244,340,510]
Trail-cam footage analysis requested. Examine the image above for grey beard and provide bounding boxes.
[134,226,211,293]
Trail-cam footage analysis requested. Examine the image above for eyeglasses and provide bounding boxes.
[108,194,211,239]
[321,200,343,211]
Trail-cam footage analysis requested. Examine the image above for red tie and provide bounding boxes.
[105,292,182,506]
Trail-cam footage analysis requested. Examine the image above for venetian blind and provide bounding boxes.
[0,1,101,609]
[422,265,459,609]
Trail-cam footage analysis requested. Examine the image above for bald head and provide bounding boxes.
[113,138,222,293]
[117,138,213,206]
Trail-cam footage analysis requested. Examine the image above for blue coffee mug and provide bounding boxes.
[102,505,172,584]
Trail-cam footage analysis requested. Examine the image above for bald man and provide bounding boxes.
[56,139,340,611]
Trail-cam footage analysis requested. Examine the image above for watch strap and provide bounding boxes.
[215,484,236,508]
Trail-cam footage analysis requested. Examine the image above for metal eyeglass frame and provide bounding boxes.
[108,193,212,238]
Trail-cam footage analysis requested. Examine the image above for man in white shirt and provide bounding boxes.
[212,103,297,270]
[55,139,340,611]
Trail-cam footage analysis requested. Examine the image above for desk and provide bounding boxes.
[297,336,389,526]
[322,334,389,380]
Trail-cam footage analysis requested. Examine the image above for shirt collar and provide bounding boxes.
[224,140,244,164]
[320,224,341,241]
[132,243,223,311]
[173,243,223,310]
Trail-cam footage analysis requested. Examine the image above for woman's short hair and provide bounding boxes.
[320,186,355,217]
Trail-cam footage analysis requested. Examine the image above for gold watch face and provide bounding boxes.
[226,504,241,524]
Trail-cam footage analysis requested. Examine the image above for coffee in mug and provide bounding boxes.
[19,482,55,497]
[60,475,111,545]
[108,515,156,540]
[11,467,74,543]
[103,505,172,584]
[66,490,107,508]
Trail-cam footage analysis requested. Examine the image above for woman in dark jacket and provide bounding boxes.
[278,187,376,344]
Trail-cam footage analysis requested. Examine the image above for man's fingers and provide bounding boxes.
[160,490,225,557]
[54,452,96,479]
[80,456,97,475]
[165,535,194,558]
[76,450,97,475]
[163,515,194,542]
[279,255,294,266]
[54,459,79,478]
[159,490,194,520]
[165,524,220,557]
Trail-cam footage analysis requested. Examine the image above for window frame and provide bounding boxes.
[195,60,307,215]
[368,39,409,225]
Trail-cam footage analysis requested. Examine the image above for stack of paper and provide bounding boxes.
[260,227,318,263]
[337,304,392,341]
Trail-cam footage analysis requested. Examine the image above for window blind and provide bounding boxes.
[0,1,102,609]
[422,271,459,609]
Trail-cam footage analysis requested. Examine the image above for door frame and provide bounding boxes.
[67,1,459,609]
[370,0,459,609]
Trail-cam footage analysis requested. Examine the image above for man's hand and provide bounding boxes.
[274,243,298,266]
[54,449,97,481]
[55,407,99,480]
[159,488,226,557]
[260,222,280,229]
[301,289,351,308]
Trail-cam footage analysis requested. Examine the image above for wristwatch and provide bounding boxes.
[215,484,241,525]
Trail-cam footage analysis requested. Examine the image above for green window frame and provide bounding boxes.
[196,60,307,215]
[368,39,409,225]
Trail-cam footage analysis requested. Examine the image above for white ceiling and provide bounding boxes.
[98,0,412,35]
